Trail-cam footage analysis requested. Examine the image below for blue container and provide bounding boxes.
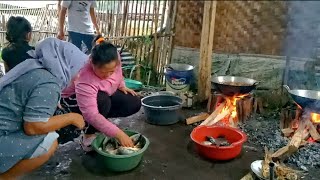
[165,63,194,93]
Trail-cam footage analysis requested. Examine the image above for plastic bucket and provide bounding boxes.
[164,63,194,93]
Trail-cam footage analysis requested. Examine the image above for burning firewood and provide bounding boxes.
[200,102,226,126]
[305,120,320,141]
[288,120,307,152]
[207,108,231,126]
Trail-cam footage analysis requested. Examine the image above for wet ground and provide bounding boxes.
[25,109,263,180]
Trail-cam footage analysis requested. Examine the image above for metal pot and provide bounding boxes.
[211,76,258,96]
[283,85,320,112]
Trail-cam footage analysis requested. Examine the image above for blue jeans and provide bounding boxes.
[68,31,95,54]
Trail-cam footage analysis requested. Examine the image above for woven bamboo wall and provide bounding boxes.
[174,1,288,55]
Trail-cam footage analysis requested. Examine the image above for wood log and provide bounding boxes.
[272,146,289,159]
[200,101,226,126]
[306,120,320,141]
[186,113,210,125]
[207,108,231,126]
[243,97,253,120]
[281,128,294,137]
[288,121,306,152]
[236,99,243,123]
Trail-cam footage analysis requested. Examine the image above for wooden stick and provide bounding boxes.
[281,128,294,137]
[272,146,289,159]
[200,101,226,125]
[306,120,320,141]
[288,121,306,152]
[186,113,210,125]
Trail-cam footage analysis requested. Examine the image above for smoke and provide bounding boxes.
[283,1,320,90]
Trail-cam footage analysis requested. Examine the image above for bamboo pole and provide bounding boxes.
[198,1,217,102]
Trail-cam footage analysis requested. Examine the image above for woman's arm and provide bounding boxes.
[23,81,85,135]
[75,82,119,137]
[90,6,100,34]
[24,113,84,135]
[57,0,62,15]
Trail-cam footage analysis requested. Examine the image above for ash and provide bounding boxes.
[239,112,320,171]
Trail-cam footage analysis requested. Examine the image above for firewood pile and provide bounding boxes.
[275,107,320,161]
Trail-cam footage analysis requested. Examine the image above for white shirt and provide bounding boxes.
[62,0,96,34]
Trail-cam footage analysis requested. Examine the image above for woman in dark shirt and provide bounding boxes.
[1,16,34,72]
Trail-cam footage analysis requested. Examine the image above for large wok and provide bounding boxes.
[211,76,258,96]
[283,85,320,113]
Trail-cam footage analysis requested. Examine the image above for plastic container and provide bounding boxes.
[91,130,150,172]
[190,125,247,161]
[125,78,143,90]
[164,63,194,93]
[141,94,183,125]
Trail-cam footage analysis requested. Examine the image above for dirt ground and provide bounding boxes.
[25,109,264,180]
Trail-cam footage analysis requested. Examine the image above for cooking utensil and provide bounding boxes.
[251,160,267,180]
[190,125,247,161]
[211,76,258,96]
[283,85,320,112]
[141,94,183,125]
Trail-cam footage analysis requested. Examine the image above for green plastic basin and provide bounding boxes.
[91,130,150,172]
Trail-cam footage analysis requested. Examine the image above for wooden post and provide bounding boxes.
[198,1,217,102]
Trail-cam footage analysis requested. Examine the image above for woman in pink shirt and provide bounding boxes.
[61,37,141,151]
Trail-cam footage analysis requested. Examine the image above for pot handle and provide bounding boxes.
[283,85,291,92]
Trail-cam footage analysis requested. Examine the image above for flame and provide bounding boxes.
[216,94,249,126]
[311,113,320,123]
[307,137,316,143]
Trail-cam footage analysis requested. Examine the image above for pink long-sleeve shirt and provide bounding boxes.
[62,60,125,137]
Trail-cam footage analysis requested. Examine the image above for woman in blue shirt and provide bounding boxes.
[0,38,88,179]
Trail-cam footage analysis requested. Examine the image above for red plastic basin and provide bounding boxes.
[190,125,247,161]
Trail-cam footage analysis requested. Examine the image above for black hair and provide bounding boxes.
[5,16,32,47]
[91,35,118,66]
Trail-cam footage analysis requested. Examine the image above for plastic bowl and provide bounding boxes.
[190,125,247,161]
[91,130,150,172]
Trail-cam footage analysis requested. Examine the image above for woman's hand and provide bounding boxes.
[119,87,137,96]
[115,130,134,147]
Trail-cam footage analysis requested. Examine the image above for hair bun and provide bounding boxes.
[95,37,105,45]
